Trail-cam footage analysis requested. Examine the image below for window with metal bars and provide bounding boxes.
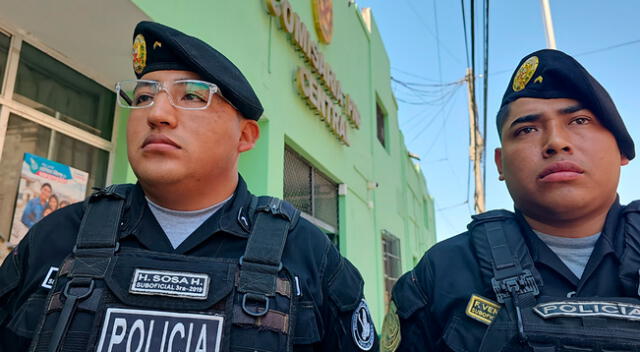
[376,102,386,148]
[283,147,339,248]
[382,231,402,306]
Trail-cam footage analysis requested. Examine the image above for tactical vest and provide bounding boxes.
[28,185,302,352]
[469,202,640,352]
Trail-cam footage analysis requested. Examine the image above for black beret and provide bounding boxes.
[131,21,263,120]
[499,49,634,160]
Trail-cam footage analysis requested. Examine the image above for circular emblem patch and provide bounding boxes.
[312,0,333,44]
[351,299,375,351]
[381,301,401,352]
[132,34,147,75]
[512,55,539,92]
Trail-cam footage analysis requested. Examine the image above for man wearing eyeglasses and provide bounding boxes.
[0,21,377,352]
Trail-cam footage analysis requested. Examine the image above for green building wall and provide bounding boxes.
[111,0,436,326]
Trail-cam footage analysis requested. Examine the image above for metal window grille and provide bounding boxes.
[283,147,338,241]
[382,231,402,305]
[376,102,386,147]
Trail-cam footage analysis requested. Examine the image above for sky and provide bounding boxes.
[356,0,640,241]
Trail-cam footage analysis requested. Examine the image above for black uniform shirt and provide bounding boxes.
[0,176,377,352]
[392,201,631,352]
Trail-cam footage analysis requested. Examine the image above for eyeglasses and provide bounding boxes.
[115,79,226,110]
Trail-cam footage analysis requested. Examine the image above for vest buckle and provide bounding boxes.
[242,293,270,317]
[491,269,539,304]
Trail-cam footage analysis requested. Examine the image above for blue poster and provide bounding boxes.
[9,153,88,244]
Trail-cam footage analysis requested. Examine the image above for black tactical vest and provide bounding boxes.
[28,185,301,352]
[469,202,640,352]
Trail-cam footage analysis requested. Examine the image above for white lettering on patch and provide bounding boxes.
[129,269,210,300]
[534,300,640,321]
[96,308,223,352]
[41,266,59,289]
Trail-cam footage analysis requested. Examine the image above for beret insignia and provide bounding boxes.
[132,34,147,75]
[512,56,539,92]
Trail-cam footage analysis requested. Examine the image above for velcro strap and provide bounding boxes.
[276,278,291,298]
[233,306,289,334]
[68,257,112,279]
[76,185,127,250]
[58,258,74,277]
[235,272,291,297]
[46,289,104,314]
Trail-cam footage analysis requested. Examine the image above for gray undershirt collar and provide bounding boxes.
[146,196,231,249]
[534,230,601,279]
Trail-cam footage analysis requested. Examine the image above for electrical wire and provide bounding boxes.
[481,0,489,206]
[575,39,640,57]
[403,0,463,65]
[460,0,471,68]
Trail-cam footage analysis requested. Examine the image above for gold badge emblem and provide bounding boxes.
[153,41,162,49]
[512,56,539,92]
[312,0,333,44]
[465,294,501,325]
[381,301,401,352]
[132,34,147,75]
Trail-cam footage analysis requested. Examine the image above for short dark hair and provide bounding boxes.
[496,103,510,141]
[41,183,52,191]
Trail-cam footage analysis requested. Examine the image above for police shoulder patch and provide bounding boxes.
[132,33,147,74]
[352,299,375,351]
[465,294,500,325]
[512,56,539,92]
[381,301,401,352]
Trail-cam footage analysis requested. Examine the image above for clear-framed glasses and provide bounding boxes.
[115,79,223,110]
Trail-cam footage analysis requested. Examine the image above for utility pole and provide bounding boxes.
[540,0,557,49]
[465,68,485,213]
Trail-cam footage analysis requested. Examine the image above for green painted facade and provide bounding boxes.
[111,0,436,325]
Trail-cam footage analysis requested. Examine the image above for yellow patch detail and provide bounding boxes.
[534,75,543,84]
[512,56,539,92]
[153,41,162,49]
[381,301,401,352]
[465,294,500,325]
[132,34,147,75]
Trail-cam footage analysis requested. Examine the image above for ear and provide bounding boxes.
[621,154,630,166]
[495,148,505,181]
[238,119,260,153]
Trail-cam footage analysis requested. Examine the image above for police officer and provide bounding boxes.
[0,21,378,352]
[382,49,640,352]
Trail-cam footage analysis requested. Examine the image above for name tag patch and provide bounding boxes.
[534,301,640,321]
[129,269,209,299]
[96,308,223,352]
[41,266,59,289]
[465,294,500,325]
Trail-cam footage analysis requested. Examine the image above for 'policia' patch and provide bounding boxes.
[129,269,209,300]
[534,301,640,321]
[465,294,501,325]
[96,308,223,352]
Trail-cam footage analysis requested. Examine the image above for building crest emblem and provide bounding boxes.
[312,0,333,44]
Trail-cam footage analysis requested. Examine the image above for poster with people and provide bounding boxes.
[8,153,89,245]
